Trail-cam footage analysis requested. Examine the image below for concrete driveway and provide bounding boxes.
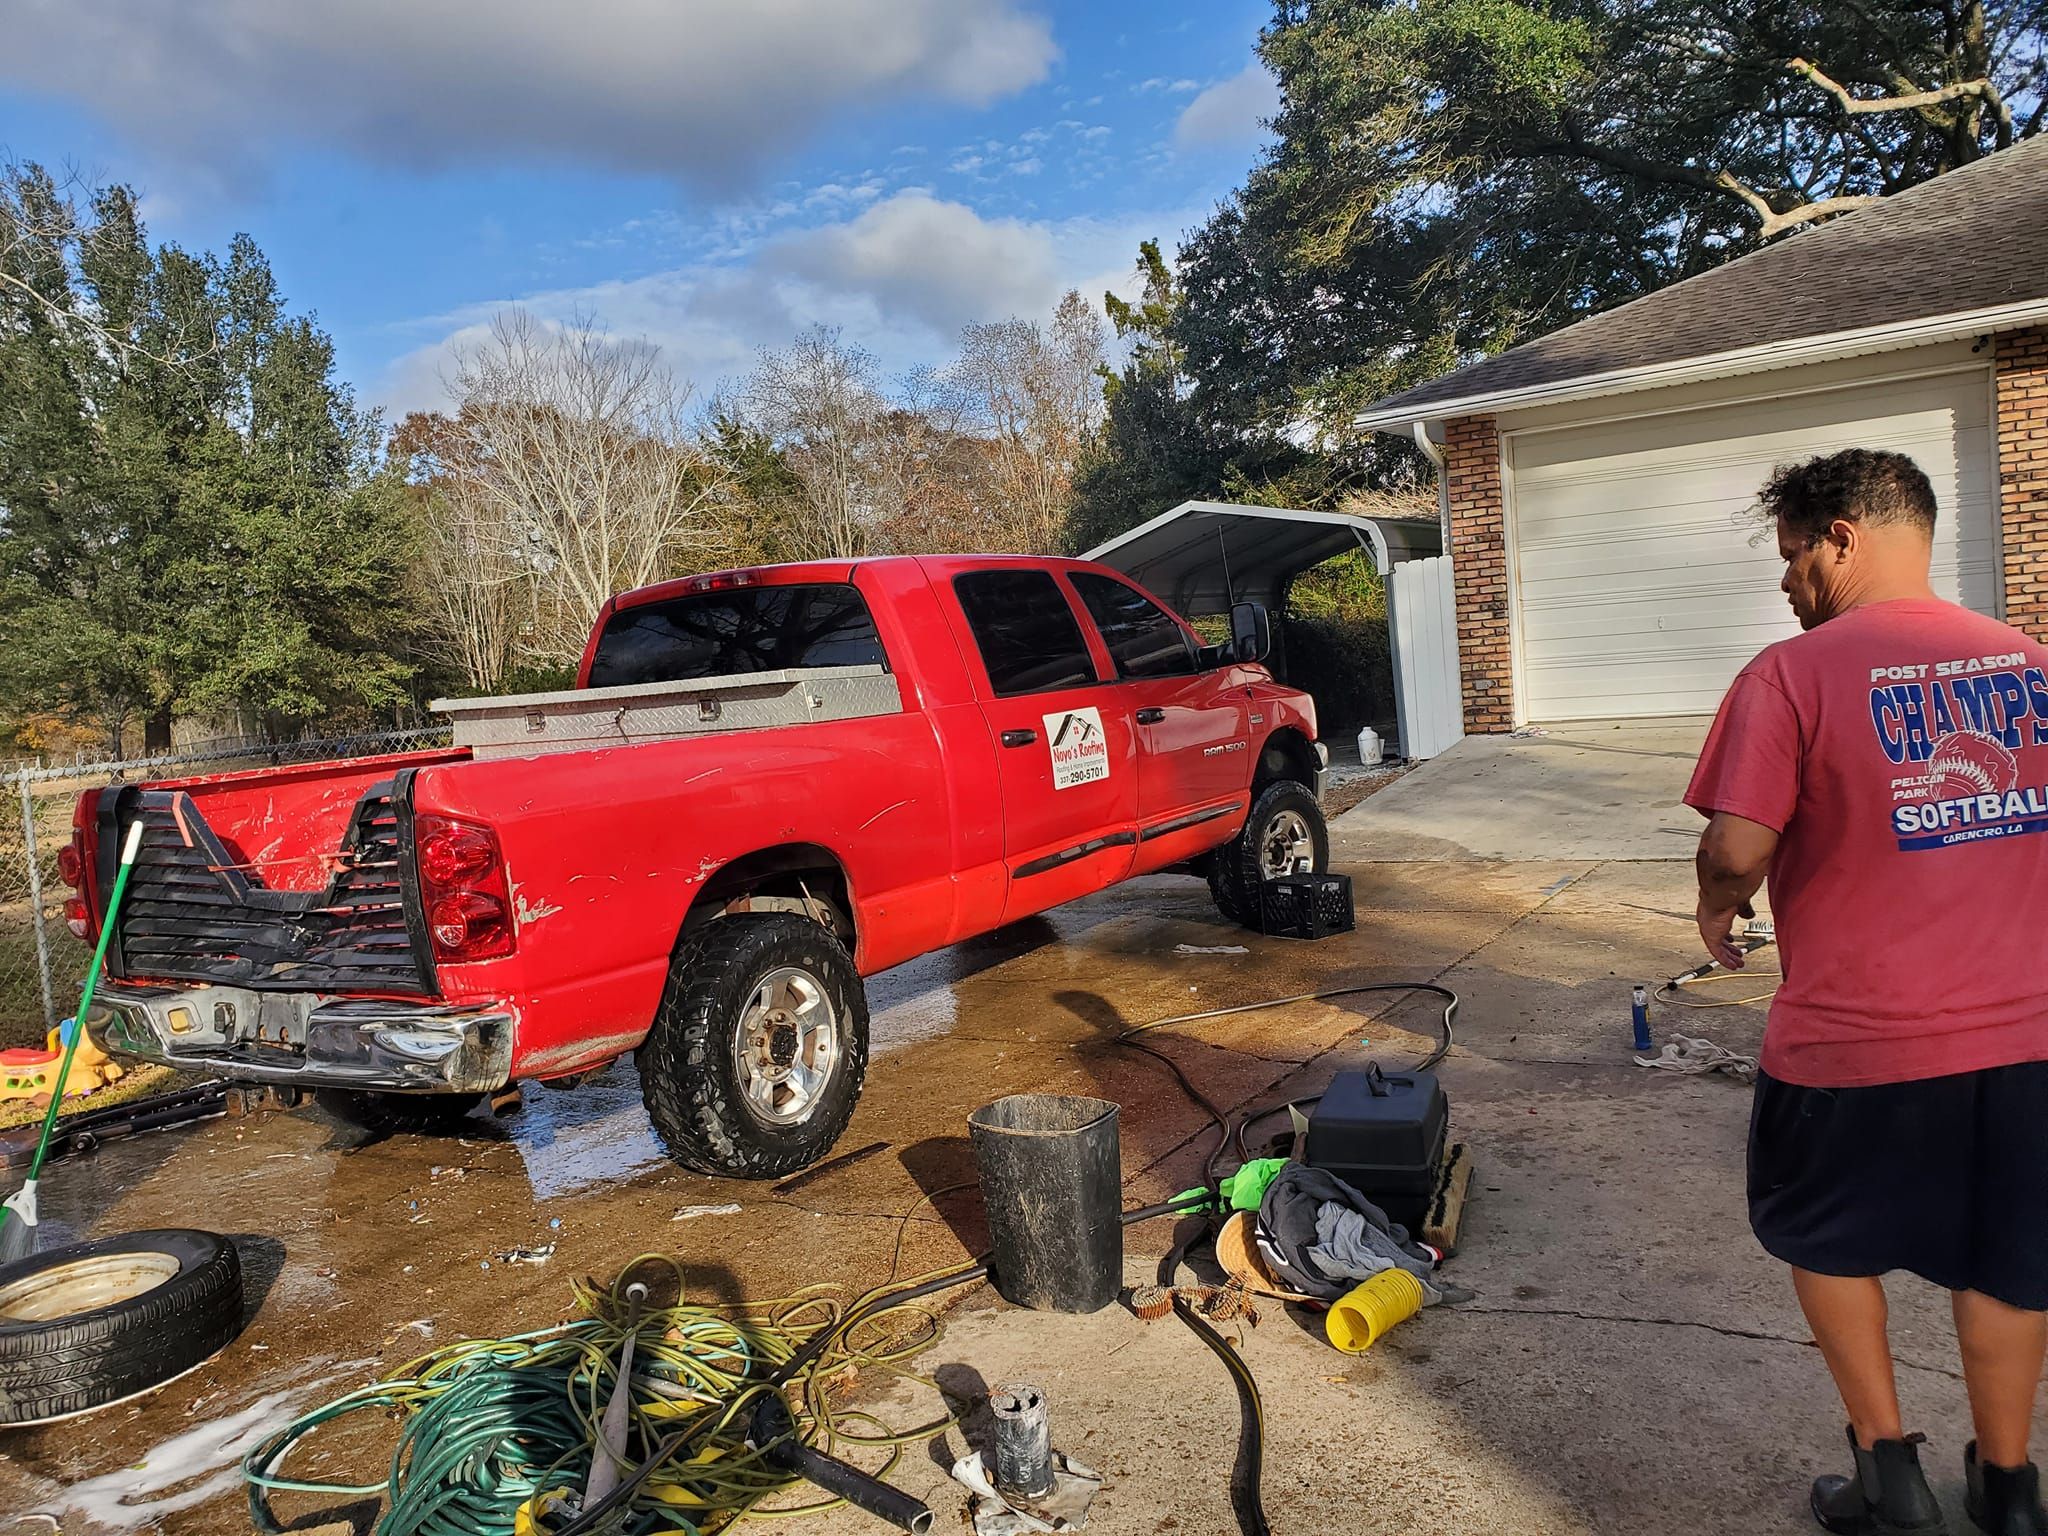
[1332,719,1711,861]
[0,726,1997,1536]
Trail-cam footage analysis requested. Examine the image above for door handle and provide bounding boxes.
[1134,707,1166,724]
[1001,728,1037,748]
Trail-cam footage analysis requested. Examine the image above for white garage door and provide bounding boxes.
[1508,369,2000,722]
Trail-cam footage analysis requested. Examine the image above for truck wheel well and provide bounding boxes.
[1256,728,1316,790]
[683,844,855,951]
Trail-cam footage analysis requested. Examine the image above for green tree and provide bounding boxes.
[0,164,418,754]
[1064,239,1330,553]
[1179,0,2047,433]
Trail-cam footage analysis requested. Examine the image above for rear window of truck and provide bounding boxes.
[953,569,1098,696]
[587,583,888,687]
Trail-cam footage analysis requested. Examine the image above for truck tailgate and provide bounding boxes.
[95,750,466,995]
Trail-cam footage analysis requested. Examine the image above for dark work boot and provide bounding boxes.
[1965,1441,2048,1535]
[1811,1427,1948,1535]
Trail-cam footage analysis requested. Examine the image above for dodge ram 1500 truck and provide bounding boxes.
[66,555,1328,1176]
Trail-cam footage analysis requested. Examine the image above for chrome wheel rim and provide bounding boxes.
[734,966,840,1126]
[0,1252,179,1321]
[1258,809,1315,880]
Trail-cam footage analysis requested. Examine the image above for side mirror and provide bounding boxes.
[1230,601,1271,664]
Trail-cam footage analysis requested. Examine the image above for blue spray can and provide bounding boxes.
[1631,984,1653,1053]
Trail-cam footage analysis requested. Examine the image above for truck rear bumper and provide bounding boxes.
[86,983,514,1095]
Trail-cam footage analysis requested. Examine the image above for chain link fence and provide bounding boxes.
[0,726,453,1049]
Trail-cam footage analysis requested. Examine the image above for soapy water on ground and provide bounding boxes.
[11,1357,375,1534]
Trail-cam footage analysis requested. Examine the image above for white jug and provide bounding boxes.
[1357,726,1383,766]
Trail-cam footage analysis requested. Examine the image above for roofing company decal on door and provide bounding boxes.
[1043,706,1110,790]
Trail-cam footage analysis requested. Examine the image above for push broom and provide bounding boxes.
[0,819,143,1265]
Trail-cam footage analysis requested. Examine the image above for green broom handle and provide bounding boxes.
[17,820,144,1192]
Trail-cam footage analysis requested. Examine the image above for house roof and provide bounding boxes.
[1085,500,1442,618]
[1354,134,2048,432]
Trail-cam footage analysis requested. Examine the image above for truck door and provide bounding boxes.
[1066,570,1252,875]
[947,567,1138,923]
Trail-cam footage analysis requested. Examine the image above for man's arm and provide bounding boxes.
[1696,812,1778,969]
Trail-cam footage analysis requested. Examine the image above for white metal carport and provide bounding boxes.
[1085,500,1464,760]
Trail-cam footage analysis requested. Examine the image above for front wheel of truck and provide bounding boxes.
[639,913,870,1179]
[1208,779,1330,929]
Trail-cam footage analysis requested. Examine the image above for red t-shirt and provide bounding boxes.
[1686,598,2048,1088]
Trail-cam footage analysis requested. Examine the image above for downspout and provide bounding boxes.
[1412,421,1450,549]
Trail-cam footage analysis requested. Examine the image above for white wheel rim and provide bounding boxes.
[0,1251,180,1321]
[1258,809,1315,880]
[734,966,841,1126]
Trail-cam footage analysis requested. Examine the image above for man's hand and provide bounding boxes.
[1697,898,1748,970]
[1695,812,1777,968]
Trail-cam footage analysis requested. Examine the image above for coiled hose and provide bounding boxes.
[245,1256,973,1536]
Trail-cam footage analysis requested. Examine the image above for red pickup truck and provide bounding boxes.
[66,556,1327,1176]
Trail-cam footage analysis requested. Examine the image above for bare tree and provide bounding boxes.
[393,412,531,690]
[738,327,904,560]
[442,311,725,664]
[947,291,1107,553]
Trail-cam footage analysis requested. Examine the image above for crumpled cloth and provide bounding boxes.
[1254,1164,1439,1301]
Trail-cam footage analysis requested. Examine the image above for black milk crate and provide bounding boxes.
[1259,873,1355,939]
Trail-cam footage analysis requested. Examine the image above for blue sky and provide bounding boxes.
[1,0,1279,417]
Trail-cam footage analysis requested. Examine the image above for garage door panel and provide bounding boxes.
[1508,369,1998,723]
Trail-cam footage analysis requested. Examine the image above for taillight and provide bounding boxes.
[418,823,494,886]
[63,789,101,945]
[413,813,515,962]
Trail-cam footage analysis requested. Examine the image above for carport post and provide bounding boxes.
[17,769,58,1033]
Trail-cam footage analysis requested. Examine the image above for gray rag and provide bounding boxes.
[1310,1203,1444,1304]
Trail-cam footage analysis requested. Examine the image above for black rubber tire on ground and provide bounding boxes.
[314,1088,486,1135]
[638,912,870,1179]
[0,1228,242,1426]
[1208,779,1330,930]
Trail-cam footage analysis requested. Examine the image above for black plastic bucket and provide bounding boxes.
[968,1094,1122,1313]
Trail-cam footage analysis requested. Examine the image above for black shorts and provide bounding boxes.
[1748,1060,2048,1310]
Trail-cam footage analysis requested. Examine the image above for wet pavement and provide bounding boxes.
[0,792,2018,1533]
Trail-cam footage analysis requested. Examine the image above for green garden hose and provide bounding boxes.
[244,1256,961,1536]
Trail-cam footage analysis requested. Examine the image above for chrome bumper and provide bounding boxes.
[1312,740,1331,802]
[86,982,514,1094]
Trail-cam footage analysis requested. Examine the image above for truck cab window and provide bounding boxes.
[1070,573,1196,680]
[953,570,1097,696]
[587,584,887,688]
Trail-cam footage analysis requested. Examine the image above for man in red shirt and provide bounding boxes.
[1688,448,2048,1536]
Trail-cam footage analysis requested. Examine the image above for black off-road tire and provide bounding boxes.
[1208,779,1330,930]
[638,913,870,1179]
[0,1228,242,1425]
[314,1088,485,1135]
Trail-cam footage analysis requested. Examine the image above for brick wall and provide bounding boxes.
[1998,326,2048,643]
[1444,414,1513,731]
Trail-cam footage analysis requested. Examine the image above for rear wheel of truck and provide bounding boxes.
[314,1089,485,1135]
[1208,779,1329,929]
[639,912,869,1179]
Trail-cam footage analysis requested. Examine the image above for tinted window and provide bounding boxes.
[587,583,886,687]
[1071,573,1196,680]
[954,570,1097,696]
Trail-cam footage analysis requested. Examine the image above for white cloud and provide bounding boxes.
[374,195,1200,415]
[771,193,1058,337]
[3,0,1057,193]
[1175,63,1282,148]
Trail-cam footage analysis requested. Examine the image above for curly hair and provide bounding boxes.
[1755,448,1936,543]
